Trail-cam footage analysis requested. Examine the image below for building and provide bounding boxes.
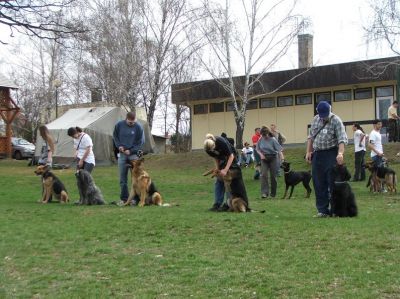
[171,35,399,149]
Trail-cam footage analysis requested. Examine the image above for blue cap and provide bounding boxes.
[316,101,331,118]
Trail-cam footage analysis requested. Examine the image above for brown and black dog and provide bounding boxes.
[34,165,69,203]
[203,168,264,213]
[125,158,163,207]
[365,161,397,194]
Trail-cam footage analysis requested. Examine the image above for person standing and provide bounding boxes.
[352,123,367,181]
[305,101,348,218]
[67,127,96,173]
[270,123,286,176]
[387,101,399,142]
[113,111,145,205]
[368,119,384,167]
[252,127,261,179]
[256,126,284,199]
[204,133,248,211]
[38,125,55,167]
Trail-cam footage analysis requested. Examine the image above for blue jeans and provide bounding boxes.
[312,148,337,214]
[372,155,383,167]
[118,152,140,201]
[214,178,231,206]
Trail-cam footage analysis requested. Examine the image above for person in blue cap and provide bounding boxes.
[305,101,348,218]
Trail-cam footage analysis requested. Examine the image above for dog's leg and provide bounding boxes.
[288,186,295,199]
[42,178,53,203]
[138,177,150,207]
[303,179,312,198]
[281,185,289,199]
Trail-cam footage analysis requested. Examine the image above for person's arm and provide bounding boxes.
[113,123,124,152]
[305,137,313,164]
[279,132,287,144]
[359,132,365,146]
[336,143,345,165]
[256,140,265,160]
[219,153,234,176]
[47,136,55,163]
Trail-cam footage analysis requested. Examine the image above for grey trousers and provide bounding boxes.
[260,155,279,197]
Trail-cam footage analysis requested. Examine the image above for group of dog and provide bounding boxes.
[205,158,397,217]
[33,158,163,207]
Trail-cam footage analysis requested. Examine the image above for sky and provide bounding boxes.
[0,0,397,135]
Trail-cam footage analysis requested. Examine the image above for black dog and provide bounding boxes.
[280,161,312,199]
[331,164,358,217]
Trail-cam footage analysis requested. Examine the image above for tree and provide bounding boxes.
[0,0,84,44]
[192,0,307,147]
[136,0,202,130]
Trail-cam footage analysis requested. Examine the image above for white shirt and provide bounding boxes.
[354,130,366,152]
[242,146,253,155]
[74,133,95,165]
[369,129,382,158]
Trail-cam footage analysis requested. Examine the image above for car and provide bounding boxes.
[11,137,35,160]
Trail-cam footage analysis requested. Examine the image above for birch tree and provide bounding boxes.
[193,0,306,147]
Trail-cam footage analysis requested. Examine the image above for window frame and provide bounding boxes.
[334,89,352,102]
[354,87,373,100]
[295,94,312,105]
[277,95,294,107]
[259,98,276,109]
[193,103,208,115]
[315,92,332,103]
[246,99,258,110]
[209,102,225,113]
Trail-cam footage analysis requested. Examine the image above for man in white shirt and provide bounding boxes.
[241,142,254,167]
[67,127,96,173]
[368,119,384,167]
[387,101,399,142]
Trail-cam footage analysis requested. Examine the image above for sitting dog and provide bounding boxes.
[125,158,163,207]
[75,169,105,205]
[365,161,397,193]
[330,164,358,217]
[280,161,312,199]
[203,168,264,213]
[34,165,69,204]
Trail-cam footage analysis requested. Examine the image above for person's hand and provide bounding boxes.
[119,146,124,153]
[336,153,344,165]
[219,169,227,177]
[305,152,313,164]
[78,159,84,168]
[124,149,131,156]
[260,153,265,160]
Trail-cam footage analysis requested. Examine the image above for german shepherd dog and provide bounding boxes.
[125,158,163,207]
[75,169,106,205]
[34,165,69,204]
[365,161,397,193]
[330,164,358,217]
[203,168,265,213]
[280,161,312,199]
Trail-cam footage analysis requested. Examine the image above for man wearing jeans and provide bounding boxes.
[113,111,145,205]
[305,101,348,218]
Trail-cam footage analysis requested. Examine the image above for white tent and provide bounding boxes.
[34,106,155,165]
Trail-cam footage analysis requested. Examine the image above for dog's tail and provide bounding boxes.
[160,203,180,207]
[248,208,266,213]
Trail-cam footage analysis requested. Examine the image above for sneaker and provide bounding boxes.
[217,203,230,212]
[117,200,127,206]
[208,203,220,211]
[261,194,268,199]
[313,212,330,218]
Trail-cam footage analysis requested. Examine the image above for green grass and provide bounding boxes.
[0,146,399,298]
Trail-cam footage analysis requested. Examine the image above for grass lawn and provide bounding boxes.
[0,145,399,298]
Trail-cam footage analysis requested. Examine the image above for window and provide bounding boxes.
[296,94,312,105]
[315,92,331,103]
[193,104,208,114]
[277,95,293,107]
[354,88,372,100]
[376,86,394,97]
[226,101,241,112]
[260,98,275,108]
[247,99,258,110]
[209,102,224,113]
[334,90,352,102]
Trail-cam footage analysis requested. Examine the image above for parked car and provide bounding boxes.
[11,137,35,160]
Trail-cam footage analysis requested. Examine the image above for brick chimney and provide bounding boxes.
[298,34,313,69]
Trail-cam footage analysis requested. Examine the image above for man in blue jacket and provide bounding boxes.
[113,111,145,205]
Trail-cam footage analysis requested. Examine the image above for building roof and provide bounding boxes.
[0,73,18,89]
[171,56,400,104]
